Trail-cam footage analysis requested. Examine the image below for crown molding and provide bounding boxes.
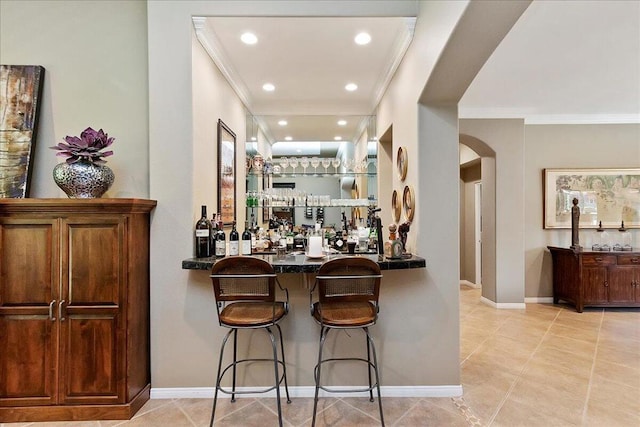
[192,17,252,110]
[371,17,417,111]
[458,107,640,124]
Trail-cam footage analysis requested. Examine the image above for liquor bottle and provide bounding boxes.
[195,205,211,258]
[215,214,226,257]
[285,226,295,252]
[334,230,345,252]
[241,221,252,255]
[210,213,218,252]
[229,221,239,256]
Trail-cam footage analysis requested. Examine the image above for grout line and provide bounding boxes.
[254,398,295,427]
[389,397,423,426]
[581,309,605,425]
[175,400,199,427]
[336,397,384,423]
[485,306,563,426]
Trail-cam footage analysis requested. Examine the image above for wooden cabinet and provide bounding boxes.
[548,247,640,312]
[0,199,156,422]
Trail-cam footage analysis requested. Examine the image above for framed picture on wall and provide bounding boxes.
[543,168,640,229]
[218,119,236,226]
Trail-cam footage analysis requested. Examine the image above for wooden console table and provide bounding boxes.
[548,246,640,312]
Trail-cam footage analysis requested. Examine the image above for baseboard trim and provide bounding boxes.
[525,297,554,304]
[150,385,463,399]
[460,280,481,289]
[480,296,526,309]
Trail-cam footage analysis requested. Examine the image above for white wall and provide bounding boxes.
[524,124,640,298]
[0,0,149,198]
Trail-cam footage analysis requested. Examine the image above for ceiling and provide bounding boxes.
[460,0,640,123]
[194,1,640,154]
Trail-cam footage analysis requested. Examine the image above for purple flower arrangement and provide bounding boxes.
[50,127,114,165]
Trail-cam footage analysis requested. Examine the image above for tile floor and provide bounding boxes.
[3,286,638,426]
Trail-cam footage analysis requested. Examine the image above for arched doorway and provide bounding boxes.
[460,134,497,304]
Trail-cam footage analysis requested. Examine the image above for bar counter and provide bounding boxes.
[182,252,426,272]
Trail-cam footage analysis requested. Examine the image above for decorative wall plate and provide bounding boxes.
[403,185,415,222]
[392,189,401,223]
[397,146,408,181]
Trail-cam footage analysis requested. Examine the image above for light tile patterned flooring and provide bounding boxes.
[3,286,639,426]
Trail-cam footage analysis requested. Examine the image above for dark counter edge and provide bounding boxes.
[182,255,426,273]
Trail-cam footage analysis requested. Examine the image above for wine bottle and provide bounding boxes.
[210,213,218,252]
[229,221,239,256]
[195,205,211,258]
[215,214,226,258]
[241,221,252,255]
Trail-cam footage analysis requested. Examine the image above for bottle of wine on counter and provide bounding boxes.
[241,221,252,255]
[215,214,226,258]
[210,212,218,253]
[195,205,211,258]
[229,221,239,256]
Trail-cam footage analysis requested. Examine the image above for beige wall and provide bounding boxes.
[147,0,477,392]
[0,0,149,198]
[524,124,640,298]
[460,119,527,306]
[460,163,481,283]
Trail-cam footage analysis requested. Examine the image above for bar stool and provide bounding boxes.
[209,256,291,426]
[309,256,384,426]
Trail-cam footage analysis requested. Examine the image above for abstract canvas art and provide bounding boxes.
[0,65,45,198]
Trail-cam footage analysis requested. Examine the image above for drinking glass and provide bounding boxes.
[300,156,309,174]
[343,158,354,173]
[331,158,341,175]
[279,157,289,173]
[321,158,331,174]
[288,157,298,175]
[310,157,320,174]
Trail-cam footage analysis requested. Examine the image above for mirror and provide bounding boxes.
[246,115,377,230]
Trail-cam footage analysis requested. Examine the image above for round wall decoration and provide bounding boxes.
[403,185,415,222]
[397,146,408,181]
[392,189,401,223]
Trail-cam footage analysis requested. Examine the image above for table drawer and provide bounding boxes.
[581,255,617,266]
[617,255,640,266]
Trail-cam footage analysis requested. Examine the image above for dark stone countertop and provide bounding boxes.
[182,252,426,273]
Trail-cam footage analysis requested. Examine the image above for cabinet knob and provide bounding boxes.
[595,257,604,262]
[49,300,56,321]
[604,281,609,287]
[631,258,639,264]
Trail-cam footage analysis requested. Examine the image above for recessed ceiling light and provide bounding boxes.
[278,120,288,126]
[296,149,302,153]
[240,32,258,45]
[337,120,347,126]
[345,83,358,92]
[263,83,275,92]
[354,32,371,45]
[334,136,342,141]
[251,136,257,141]
[285,136,292,141]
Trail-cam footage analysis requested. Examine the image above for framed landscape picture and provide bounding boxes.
[0,65,45,198]
[217,119,236,226]
[543,168,640,229]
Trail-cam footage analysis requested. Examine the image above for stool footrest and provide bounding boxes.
[217,358,287,396]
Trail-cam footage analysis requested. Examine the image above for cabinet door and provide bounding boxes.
[0,219,59,406]
[58,217,125,404]
[582,267,608,304]
[608,267,636,303]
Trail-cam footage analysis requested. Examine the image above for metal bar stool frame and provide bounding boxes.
[209,256,291,427]
[309,257,384,426]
